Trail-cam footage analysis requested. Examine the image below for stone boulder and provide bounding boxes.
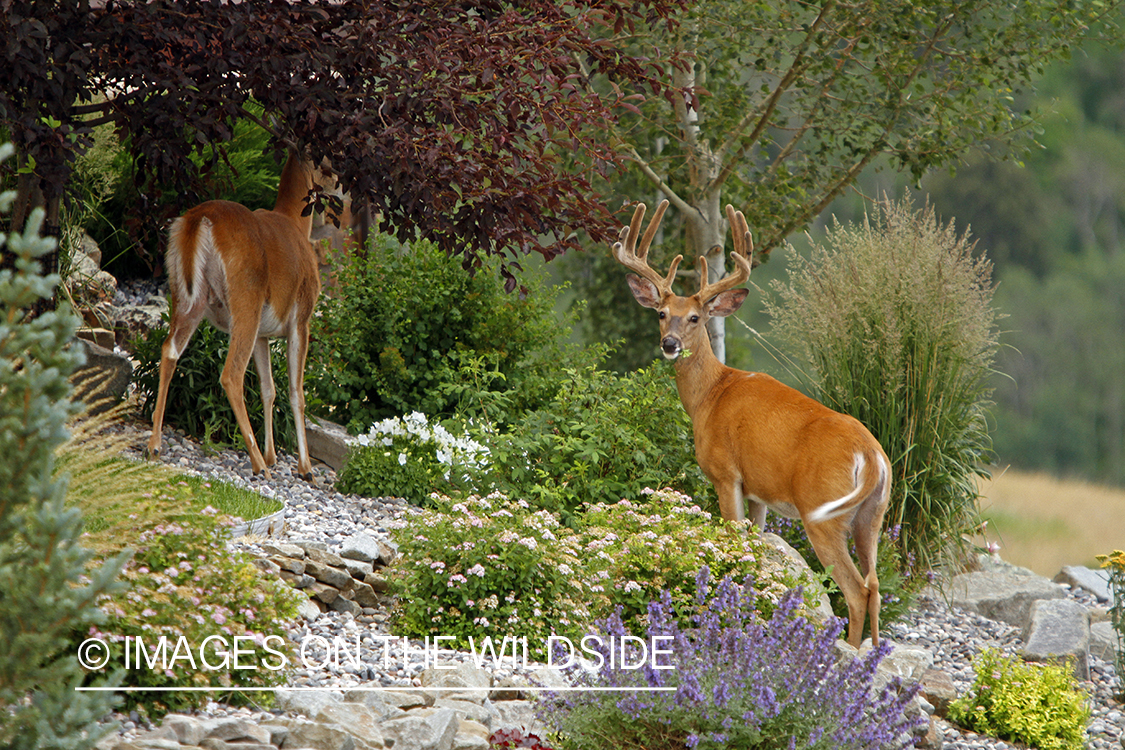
[760,532,834,623]
[71,337,133,414]
[1023,597,1091,680]
[1054,565,1113,604]
[948,568,1066,628]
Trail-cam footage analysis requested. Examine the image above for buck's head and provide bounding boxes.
[613,201,753,360]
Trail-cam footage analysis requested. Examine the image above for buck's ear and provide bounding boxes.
[705,288,749,317]
[626,273,662,309]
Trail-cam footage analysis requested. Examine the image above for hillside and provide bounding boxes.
[977,467,1125,576]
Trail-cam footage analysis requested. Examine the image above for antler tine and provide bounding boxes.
[696,205,754,301]
[612,200,679,295]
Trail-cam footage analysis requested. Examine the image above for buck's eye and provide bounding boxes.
[659,311,667,320]
[690,315,700,324]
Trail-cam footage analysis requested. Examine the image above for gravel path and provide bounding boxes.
[117,421,1123,748]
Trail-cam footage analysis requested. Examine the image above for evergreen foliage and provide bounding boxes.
[0,143,130,749]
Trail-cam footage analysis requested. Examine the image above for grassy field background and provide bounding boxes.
[976,467,1125,577]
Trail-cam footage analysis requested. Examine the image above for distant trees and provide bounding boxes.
[575,0,1120,367]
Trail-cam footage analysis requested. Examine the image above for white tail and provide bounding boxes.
[614,200,891,647]
[146,149,323,480]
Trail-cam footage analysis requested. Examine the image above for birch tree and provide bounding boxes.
[611,0,1119,362]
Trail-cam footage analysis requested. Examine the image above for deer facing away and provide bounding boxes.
[146,149,322,481]
[614,200,890,647]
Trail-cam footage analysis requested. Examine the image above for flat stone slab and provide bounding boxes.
[1054,565,1113,603]
[949,569,1066,628]
[1022,598,1090,680]
[308,416,351,471]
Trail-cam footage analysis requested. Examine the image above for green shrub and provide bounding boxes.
[338,412,489,505]
[339,361,714,520]
[1097,549,1125,698]
[307,231,589,432]
[483,362,714,519]
[578,488,823,628]
[87,506,299,718]
[389,493,592,659]
[388,489,823,660]
[948,648,1090,750]
[763,196,999,572]
[132,316,297,452]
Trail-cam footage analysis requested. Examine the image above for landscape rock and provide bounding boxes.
[948,569,1066,628]
[272,556,306,574]
[315,703,386,749]
[350,580,380,608]
[305,547,349,569]
[339,534,385,564]
[282,719,356,750]
[432,698,496,726]
[275,688,343,718]
[114,292,168,343]
[760,532,833,621]
[1054,565,1113,603]
[380,707,459,750]
[919,669,958,717]
[206,717,271,744]
[329,595,362,615]
[364,572,392,593]
[452,732,491,750]
[306,581,340,605]
[343,688,431,711]
[1091,620,1121,662]
[1022,598,1090,680]
[160,715,207,746]
[492,701,545,738]
[263,542,307,559]
[307,416,352,471]
[342,557,373,579]
[71,338,133,414]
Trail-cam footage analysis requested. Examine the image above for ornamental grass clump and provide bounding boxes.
[543,569,925,750]
[764,195,999,572]
[948,648,1090,750]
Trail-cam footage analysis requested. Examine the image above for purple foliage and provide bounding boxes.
[542,568,926,749]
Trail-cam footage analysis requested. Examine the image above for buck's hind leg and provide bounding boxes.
[286,315,314,481]
[221,316,271,477]
[147,298,208,462]
[805,515,871,648]
[251,336,277,468]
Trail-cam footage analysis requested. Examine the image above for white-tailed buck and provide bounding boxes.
[146,149,322,480]
[614,200,890,647]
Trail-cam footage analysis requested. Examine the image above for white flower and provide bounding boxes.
[467,564,486,577]
[398,453,408,466]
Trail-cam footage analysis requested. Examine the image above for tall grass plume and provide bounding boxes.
[763,196,1000,573]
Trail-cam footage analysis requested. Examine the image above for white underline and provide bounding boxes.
[75,686,675,693]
